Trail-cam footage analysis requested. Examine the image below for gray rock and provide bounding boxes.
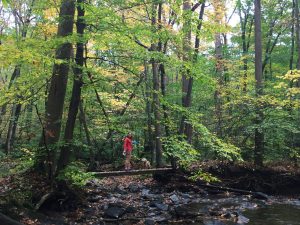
[252,192,269,200]
[154,203,169,211]
[128,183,141,193]
[181,193,191,199]
[145,219,155,225]
[170,194,180,204]
[174,203,207,217]
[203,220,227,225]
[142,189,150,196]
[87,195,101,202]
[104,206,125,219]
[237,214,250,224]
[126,206,136,213]
[141,189,162,200]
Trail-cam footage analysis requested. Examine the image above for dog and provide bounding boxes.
[141,158,151,169]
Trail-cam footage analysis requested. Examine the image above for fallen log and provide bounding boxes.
[0,213,24,225]
[197,182,269,200]
[93,167,174,177]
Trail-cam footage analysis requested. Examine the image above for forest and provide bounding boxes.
[0,0,300,224]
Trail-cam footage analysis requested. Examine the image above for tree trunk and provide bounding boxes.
[36,0,75,177]
[57,0,86,170]
[79,101,95,167]
[5,104,21,153]
[151,3,163,168]
[0,66,21,142]
[179,0,193,142]
[2,0,35,151]
[254,0,264,166]
[158,3,170,138]
[238,2,253,92]
[144,62,155,165]
[290,0,295,71]
[213,0,225,138]
[294,0,300,71]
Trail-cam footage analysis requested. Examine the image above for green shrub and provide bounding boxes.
[57,161,95,187]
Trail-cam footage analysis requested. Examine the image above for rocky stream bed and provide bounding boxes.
[1,162,300,225]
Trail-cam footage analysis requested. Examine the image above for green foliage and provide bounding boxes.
[0,0,299,172]
[189,169,220,183]
[57,161,95,187]
[162,135,199,167]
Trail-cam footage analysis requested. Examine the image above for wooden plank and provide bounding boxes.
[93,167,174,177]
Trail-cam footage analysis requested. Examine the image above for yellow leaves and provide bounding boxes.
[274,82,288,89]
[275,70,300,98]
[37,23,57,37]
[44,8,58,20]
[283,70,300,81]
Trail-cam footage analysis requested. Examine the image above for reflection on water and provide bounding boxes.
[177,197,300,225]
[243,203,300,225]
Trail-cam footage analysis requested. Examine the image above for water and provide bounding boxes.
[186,196,300,225]
[243,202,300,225]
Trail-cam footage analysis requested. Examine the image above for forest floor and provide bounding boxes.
[0,160,300,225]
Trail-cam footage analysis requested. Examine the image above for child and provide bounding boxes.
[123,133,133,171]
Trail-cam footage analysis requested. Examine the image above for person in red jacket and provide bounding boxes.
[123,133,133,170]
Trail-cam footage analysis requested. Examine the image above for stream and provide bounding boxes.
[2,176,300,225]
[185,197,300,225]
[61,177,300,225]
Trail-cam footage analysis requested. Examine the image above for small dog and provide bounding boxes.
[141,158,151,169]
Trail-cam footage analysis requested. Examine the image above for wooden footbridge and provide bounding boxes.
[93,167,174,177]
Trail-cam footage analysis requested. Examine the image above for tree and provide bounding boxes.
[237,0,253,92]
[295,0,300,73]
[36,0,75,177]
[57,0,86,170]
[151,2,163,167]
[254,0,264,166]
[179,0,193,142]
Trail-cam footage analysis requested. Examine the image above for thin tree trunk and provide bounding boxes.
[237,0,253,92]
[294,0,300,72]
[4,104,21,153]
[151,3,163,168]
[213,0,225,138]
[144,62,155,165]
[179,0,192,141]
[254,0,264,166]
[0,66,21,141]
[36,0,75,177]
[3,1,35,152]
[290,0,295,71]
[158,3,170,138]
[57,0,86,170]
[79,101,94,166]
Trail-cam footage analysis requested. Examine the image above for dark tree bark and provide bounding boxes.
[144,62,155,165]
[5,104,21,153]
[213,0,225,138]
[290,0,295,71]
[0,66,20,146]
[295,0,300,71]
[36,0,75,176]
[238,0,254,92]
[158,3,170,138]
[57,0,86,170]
[151,3,163,168]
[79,101,95,167]
[179,0,193,142]
[254,0,264,166]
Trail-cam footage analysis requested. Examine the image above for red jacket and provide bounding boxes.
[123,137,133,152]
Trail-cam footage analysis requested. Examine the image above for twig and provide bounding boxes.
[34,104,53,181]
